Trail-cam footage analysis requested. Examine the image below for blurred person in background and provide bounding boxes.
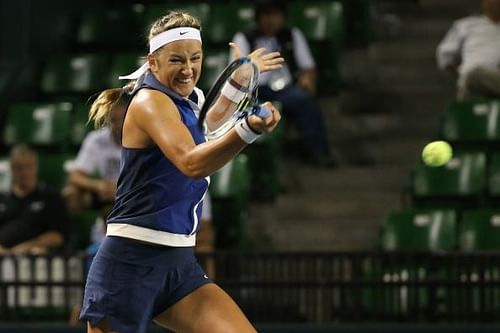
[63,125,121,216]
[437,0,500,100]
[0,144,67,255]
[231,0,335,167]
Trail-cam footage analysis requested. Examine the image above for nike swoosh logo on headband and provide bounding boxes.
[179,31,190,35]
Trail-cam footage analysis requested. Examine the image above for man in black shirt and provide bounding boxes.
[0,144,67,254]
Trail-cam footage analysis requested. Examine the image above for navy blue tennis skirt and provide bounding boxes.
[80,236,212,333]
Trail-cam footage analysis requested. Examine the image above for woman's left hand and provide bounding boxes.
[229,42,284,73]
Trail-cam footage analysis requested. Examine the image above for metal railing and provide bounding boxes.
[1,252,500,323]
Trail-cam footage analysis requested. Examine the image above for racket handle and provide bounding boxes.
[254,105,272,119]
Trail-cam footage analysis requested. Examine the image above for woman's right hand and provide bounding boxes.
[246,101,281,134]
[229,43,284,74]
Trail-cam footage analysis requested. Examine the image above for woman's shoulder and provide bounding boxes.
[130,88,177,114]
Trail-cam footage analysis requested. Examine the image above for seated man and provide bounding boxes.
[63,126,121,215]
[231,0,334,167]
[437,0,500,100]
[0,144,67,254]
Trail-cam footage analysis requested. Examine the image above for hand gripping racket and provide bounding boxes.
[197,57,271,140]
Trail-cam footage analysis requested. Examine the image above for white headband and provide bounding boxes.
[119,27,202,80]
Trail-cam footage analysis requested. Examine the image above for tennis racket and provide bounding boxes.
[197,56,271,140]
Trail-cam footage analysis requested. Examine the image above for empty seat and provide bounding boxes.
[441,99,500,147]
[459,209,500,250]
[3,102,72,147]
[488,153,500,197]
[143,3,211,30]
[454,209,500,315]
[289,1,344,44]
[412,152,487,207]
[76,5,145,48]
[289,1,344,90]
[207,3,255,44]
[367,208,457,316]
[210,154,250,204]
[381,209,457,251]
[209,154,250,249]
[0,156,10,193]
[71,103,93,146]
[108,53,144,88]
[41,54,110,94]
[38,154,74,190]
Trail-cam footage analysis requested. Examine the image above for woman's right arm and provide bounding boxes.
[126,89,280,179]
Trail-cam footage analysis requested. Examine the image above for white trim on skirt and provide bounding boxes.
[106,223,196,247]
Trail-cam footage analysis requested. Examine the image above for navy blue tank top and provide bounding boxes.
[106,73,208,247]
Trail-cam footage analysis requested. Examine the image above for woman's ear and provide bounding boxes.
[147,53,158,72]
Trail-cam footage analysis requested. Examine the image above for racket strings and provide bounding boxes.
[199,57,261,139]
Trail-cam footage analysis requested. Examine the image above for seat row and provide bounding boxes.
[441,98,500,150]
[410,151,500,207]
[381,208,500,251]
[39,50,231,95]
[74,1,345,49]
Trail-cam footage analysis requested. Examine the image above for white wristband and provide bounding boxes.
[221,80,246,103]
[235,118,261,144]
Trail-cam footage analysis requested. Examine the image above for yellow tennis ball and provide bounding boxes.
[422,141,453,167]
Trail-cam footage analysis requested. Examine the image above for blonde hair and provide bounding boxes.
[88,10,201,129]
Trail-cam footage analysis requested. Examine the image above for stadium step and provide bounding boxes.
[246,0,475,251]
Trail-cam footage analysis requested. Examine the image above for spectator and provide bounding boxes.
[437,0,500,100]
[63,126,121,215]
[0,144,67,255]
[231,0,335,167]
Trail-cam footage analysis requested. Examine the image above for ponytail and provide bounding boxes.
[88,80,136,144]
[88,88,123,128]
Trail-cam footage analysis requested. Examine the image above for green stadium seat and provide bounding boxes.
[488,153,500,197]
[41,54,110,94]
[209,154,251,249]
[453,209,500,315]
[381,209,457,251]
[3,102,72,147]
[143,3,211,29]
[289,1,344,44]
[210,154,250,203]
[206,3,255,44]
[459,209,500,251]
[0,156,10,193]
[108,53,144,88]
[441,99,500,148]
[38,154,74,190]
[412,152,487,207]
[77,6,145,47]
[375,208,457,316]
[364,209,457,316]
[289,1,344,90]
[70,103,93,146]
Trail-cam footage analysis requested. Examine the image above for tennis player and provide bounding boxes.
[79,11,283,333]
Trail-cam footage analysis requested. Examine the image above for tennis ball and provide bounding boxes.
[422,141,453,167]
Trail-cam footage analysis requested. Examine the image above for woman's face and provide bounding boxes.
[149,39,203,98]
